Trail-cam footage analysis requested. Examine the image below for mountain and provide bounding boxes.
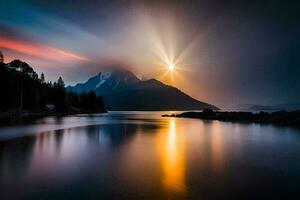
[66,70,140,95]
[67,69,219,111]
[250,103,300,112]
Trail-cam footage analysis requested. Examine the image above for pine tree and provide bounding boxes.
[40,73,45,83]
[0,59,105,113]
[0,50,4,63]
[57,76,65,88]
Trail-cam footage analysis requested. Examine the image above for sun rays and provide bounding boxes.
[151,39,197,87]
[142,17,200,86]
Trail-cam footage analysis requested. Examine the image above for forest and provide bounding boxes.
[0,59,106,114]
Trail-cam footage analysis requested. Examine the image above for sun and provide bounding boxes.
[168,63,175,71]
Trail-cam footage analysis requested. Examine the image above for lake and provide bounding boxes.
[1,111,300,199]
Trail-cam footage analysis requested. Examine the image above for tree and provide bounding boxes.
[0,50,3,63]
[9,60,38,79]
[0,59,105,113]
[57,76,65,88]
[52,77,67,112]
[40,73,45,83]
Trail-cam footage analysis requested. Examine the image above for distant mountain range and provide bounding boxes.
[250,103,300,112]
[67,69,219,111]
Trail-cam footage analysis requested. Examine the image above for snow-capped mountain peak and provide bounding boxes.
[99,71,112,81]
[67,68,140,94]
[95,71,112,89]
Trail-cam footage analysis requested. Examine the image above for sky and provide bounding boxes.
[0,0,299,107]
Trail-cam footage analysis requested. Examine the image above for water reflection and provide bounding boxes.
[1,112,300,199]
[210,121,224,170]
[158,118,186,197]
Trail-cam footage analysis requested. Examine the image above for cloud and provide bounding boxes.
[0,27,89,62]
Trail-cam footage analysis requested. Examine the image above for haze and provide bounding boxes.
[0,0,299,107]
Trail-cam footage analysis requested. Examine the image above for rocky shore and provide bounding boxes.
[162,109,300,127]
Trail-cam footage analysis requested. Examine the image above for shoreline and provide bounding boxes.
[162,109,300,128]
[0,109,107,126]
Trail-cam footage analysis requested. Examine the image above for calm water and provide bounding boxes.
[1,111,300,199]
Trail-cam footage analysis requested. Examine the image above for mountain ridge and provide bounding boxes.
[250,102,300,111]
[67,69,219,111]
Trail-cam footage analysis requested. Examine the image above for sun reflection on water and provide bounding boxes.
[2,113,300,199]
[157,118,186,197]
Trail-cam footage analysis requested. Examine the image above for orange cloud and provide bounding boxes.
[0,37,89,62]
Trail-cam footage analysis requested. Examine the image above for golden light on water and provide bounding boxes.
[157,118,186,197]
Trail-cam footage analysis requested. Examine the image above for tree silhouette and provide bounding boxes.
[0,58,105,114]
[9,60,38,79]
[0,50,3,63]
[40,73,45,83]
[57,76,65,88]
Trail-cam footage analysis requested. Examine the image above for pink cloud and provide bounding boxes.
[0,36,89,62]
